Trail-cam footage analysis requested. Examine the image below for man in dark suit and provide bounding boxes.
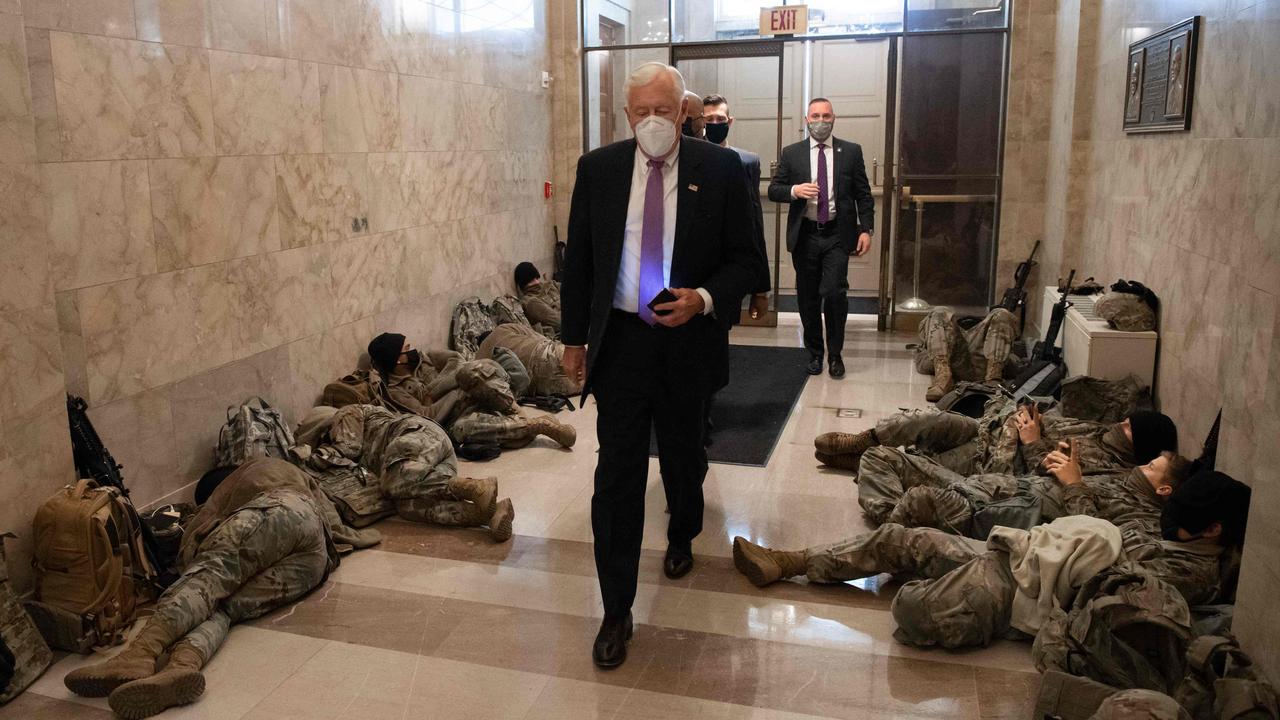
[767,98,875,379]
[561,63,768,669]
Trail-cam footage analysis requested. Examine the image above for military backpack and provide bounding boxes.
[450,297,496,360]
[1,533,52,704]
[490,295,532,328]
[214,397,295,468]
[26,480,156,653]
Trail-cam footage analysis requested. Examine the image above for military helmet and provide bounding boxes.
[1089,689,1191,720]
[1095,291,1156,332]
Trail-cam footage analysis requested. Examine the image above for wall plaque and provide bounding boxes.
[1124,16,1199,133]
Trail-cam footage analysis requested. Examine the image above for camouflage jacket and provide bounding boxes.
[1020,419,1134,476]
[519,280,561,337]
[1116,519,1225,606]
[325,405,451,475]
[1051,469,1164,527]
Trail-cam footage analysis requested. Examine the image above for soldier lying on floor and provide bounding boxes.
[514,261,561,339]
[914,306,1020,401]
[857,436,1193,539]
[733,470,1250,650]
[63,458,378,718]
[295,403,515,542]
[324,332,575,450]
[477,323,582,398]
[815,400,1177,480]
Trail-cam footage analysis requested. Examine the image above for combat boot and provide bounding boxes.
[983,358,1004,387]
[488,498,515,542]
[925,360,953,402]
[447,476,498,517]
[814,429,878,456]
[64,622,175,697]
[732,537,807,587]
[528,415,576,448]
[815,450,863,474]
[108,641,205,719]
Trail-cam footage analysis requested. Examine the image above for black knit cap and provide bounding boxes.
[514,262,539,290]
[1128,410,1178,464]
[1161,470,1252,546]
[368,332,406,378]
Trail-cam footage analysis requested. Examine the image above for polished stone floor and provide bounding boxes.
[6,314,1039,720]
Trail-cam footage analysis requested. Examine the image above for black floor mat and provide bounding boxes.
[649,344,811,467]
[774,293,879,315]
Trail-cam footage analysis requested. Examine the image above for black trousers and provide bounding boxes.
[792,226,850,359]
[591,311,712,618]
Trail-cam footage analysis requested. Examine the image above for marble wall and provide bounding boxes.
[999,0,1280,681]
[0,0,555,588]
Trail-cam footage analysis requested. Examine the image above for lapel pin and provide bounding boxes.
[688,184,699,191]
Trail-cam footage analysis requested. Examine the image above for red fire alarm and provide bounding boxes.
[543,181,553,199]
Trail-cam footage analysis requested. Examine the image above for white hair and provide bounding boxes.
[623,62,686,104]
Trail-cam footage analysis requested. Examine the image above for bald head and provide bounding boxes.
[682,90,706,137]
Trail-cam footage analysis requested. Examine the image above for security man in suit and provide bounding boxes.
[561,62,768,669]
[768,98,875,379]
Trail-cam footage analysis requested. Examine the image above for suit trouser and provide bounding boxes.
[793,226,849,358]
[591,311,710,618]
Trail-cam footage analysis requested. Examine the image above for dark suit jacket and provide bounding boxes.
[767,137,874,254]
[728,145,772,296]
[561,137,770,392]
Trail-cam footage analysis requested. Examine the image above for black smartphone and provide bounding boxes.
[647,288,678,316]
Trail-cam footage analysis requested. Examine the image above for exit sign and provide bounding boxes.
[760,5,808,36]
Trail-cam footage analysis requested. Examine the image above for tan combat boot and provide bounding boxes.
[108,641,205,719]
[815,450,863,474]
[925,360,953,402]
[488,498,515,543]
[528,415,576,448]
[983,358,1004,387]
[64,623,175,697]
[732,537,807,587]
[814,429,878,457]
[446,476,498,517]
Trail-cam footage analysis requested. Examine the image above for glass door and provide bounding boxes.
[673,42,785,326]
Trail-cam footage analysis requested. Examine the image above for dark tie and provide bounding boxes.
[638,158,665,325]
[816,143,829,223]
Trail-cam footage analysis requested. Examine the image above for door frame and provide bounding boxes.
[671,41,786,327]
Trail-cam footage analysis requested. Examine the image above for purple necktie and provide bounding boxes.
[638,158,665,325]
[816,143,829,223]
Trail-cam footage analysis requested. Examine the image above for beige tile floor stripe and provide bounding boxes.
[329,548,1033,672]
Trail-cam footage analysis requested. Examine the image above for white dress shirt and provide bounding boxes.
[791,136,837,221]
[613,144,714,316]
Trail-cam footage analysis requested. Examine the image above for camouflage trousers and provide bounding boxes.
[148,491,330,663]
[526,342,582,397]
[804,523,1015,649]
[449,410,534,448]
[379,426,458,502]
[858,446,1047,536]
[913,307,1018,382]
[873,408,981,475]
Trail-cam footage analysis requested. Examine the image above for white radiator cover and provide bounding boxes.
[1036,286,1158,386]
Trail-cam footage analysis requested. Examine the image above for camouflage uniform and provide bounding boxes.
[519,279,561,339]
[478,322,581,397]
[152,488,332,663]
[865,397,1026,477]
[800,518,1223,649]
[884,467,1162,540]
[1019,419,1135,475]
[913,306,1018,382]
[1090,690,1191,720]
[323,404,458,502]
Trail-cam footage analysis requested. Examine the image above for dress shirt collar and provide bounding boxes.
[637,138,680,171]
[809,136,835,150]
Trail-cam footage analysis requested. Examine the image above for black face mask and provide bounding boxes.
[405,349,422,372]
[704,123,730,144]
[681,118,699,137]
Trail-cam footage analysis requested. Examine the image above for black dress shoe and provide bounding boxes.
[592,612,633,668]
[828,356,845,379]
[663,547,694,579]
[805,356,823,375]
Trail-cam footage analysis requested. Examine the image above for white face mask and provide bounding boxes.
[634,115,678,158]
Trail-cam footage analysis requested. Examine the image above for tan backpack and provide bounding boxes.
[26,480,155,653]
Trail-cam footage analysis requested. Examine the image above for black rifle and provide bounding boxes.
[1035,269,1075,363]
[995,240,1040,334]
[66,395,164,575]
[552,225,566,283]
[1194,409,1222,475]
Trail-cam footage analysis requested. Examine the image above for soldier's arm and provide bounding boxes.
[1020,438,1056,473]
[328,406,366,460]
[1138,550,1223,606]
[523,296,561,330]
[1057,483,1101,517]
